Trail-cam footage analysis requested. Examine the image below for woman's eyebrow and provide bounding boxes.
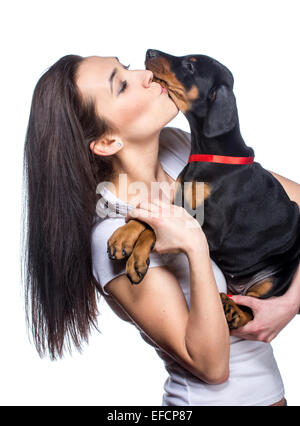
[109,58,128,94]
[109,68,118,94]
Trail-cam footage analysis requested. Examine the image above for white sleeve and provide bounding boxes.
[91,218,171,296]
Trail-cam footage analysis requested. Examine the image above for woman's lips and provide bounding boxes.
[154,81,168,95]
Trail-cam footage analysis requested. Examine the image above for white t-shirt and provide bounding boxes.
[91,126,285,406]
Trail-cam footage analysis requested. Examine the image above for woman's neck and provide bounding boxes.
[110,134,175,205]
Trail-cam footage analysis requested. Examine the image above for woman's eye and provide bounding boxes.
[119,81,127,94]
[119,64,130,94]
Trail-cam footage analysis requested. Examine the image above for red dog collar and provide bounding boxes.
[188,154,255,165]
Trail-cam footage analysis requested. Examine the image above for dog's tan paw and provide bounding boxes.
[220,293,253,329]
[107,220,146,260]
[125,250,150,284]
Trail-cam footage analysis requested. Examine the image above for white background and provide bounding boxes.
[1,0,299,406]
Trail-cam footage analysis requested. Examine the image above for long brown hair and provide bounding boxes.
[21,55,115,359]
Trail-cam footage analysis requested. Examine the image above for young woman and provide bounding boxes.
[22,54,300,406]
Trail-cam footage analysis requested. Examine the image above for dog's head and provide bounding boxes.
[145,49,238,138]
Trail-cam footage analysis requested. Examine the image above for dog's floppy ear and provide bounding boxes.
[203,85,238,138]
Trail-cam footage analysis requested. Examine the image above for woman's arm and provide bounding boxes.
[231,171,300,342]
[269,170,300,207]
[106,247,230,384]
[105,200,230,384]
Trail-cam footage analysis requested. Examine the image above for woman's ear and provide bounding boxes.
[89,136,123,156]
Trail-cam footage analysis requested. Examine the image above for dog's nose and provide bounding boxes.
[146,49,159,59]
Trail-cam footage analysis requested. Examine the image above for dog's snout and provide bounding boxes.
[146,49,159,59]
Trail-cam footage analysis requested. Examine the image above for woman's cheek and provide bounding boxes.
[117,99,150,127]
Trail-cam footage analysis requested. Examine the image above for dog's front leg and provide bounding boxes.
[107,219,147,260]
[125,227,156,284]
[107,219,156,284]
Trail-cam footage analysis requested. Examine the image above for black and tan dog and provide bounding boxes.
[107,49,300,329]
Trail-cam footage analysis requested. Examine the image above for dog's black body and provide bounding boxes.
[145,49,300,298]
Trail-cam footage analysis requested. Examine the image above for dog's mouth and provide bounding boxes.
[152,75,168,89]
[146,58,190,112]
[152,74,182,109]
[146,59,176,104]
[152,75,171,96]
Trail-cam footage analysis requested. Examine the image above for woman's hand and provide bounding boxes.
[230,262,300,342]
[125,198,208,255]
[229,295,297,342]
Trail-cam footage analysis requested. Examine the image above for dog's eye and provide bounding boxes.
[185,62,194,73]
[208,87,217,102]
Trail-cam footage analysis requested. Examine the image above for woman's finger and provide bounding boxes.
[151,198,184,219]
[138,200,161,214]
[125,205,159,225]
[151,197,173,209]
[125,208,149,223]
[125,201,160,222]
[230,295,259,312]
[129,198,162,214]
[230,321,256,338]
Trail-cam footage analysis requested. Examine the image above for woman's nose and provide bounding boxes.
[142,70,153,88]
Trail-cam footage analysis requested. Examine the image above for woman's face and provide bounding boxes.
[76,56,179,143]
